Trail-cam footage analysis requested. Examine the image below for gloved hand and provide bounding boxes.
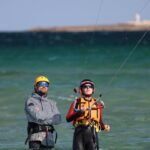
[104,124,110,132]
[97,101,105,109]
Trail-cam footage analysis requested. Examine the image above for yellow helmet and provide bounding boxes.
[34,75,49,85]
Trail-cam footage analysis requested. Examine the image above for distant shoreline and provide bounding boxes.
[29,22,150,32]
[0,30,150,47]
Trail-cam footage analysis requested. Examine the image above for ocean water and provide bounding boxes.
[0,31,150,150]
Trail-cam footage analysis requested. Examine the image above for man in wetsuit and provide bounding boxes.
[66,79,110,150]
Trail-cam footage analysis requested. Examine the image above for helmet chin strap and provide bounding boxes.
[82,93,92,97]
[34,88,47,96]
[37,91,47,96]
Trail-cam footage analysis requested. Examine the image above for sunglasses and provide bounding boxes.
[81,84,94,89]
[37,82,49,87]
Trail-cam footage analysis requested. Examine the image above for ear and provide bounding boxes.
[79,88,82,95]
[34,85,38,91]
[93,88,95,94]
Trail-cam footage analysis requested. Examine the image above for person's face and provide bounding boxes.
[35,81,49,94]
[81,84,94,96]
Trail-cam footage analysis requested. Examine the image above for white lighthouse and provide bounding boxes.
[135,13,141,23]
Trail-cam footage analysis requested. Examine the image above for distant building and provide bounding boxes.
[135,13,141,23]
[128,13,150,26]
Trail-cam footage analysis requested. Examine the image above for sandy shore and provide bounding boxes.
[29,22,150,32]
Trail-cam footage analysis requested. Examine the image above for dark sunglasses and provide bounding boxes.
[37,82,49,87]
[81,84,94,89]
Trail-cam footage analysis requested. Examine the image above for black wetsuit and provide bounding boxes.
[73,125,98,150]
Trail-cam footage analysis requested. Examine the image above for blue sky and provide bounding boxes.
[0,0,150,31]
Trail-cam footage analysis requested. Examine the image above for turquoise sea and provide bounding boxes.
[0,31,150,150]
